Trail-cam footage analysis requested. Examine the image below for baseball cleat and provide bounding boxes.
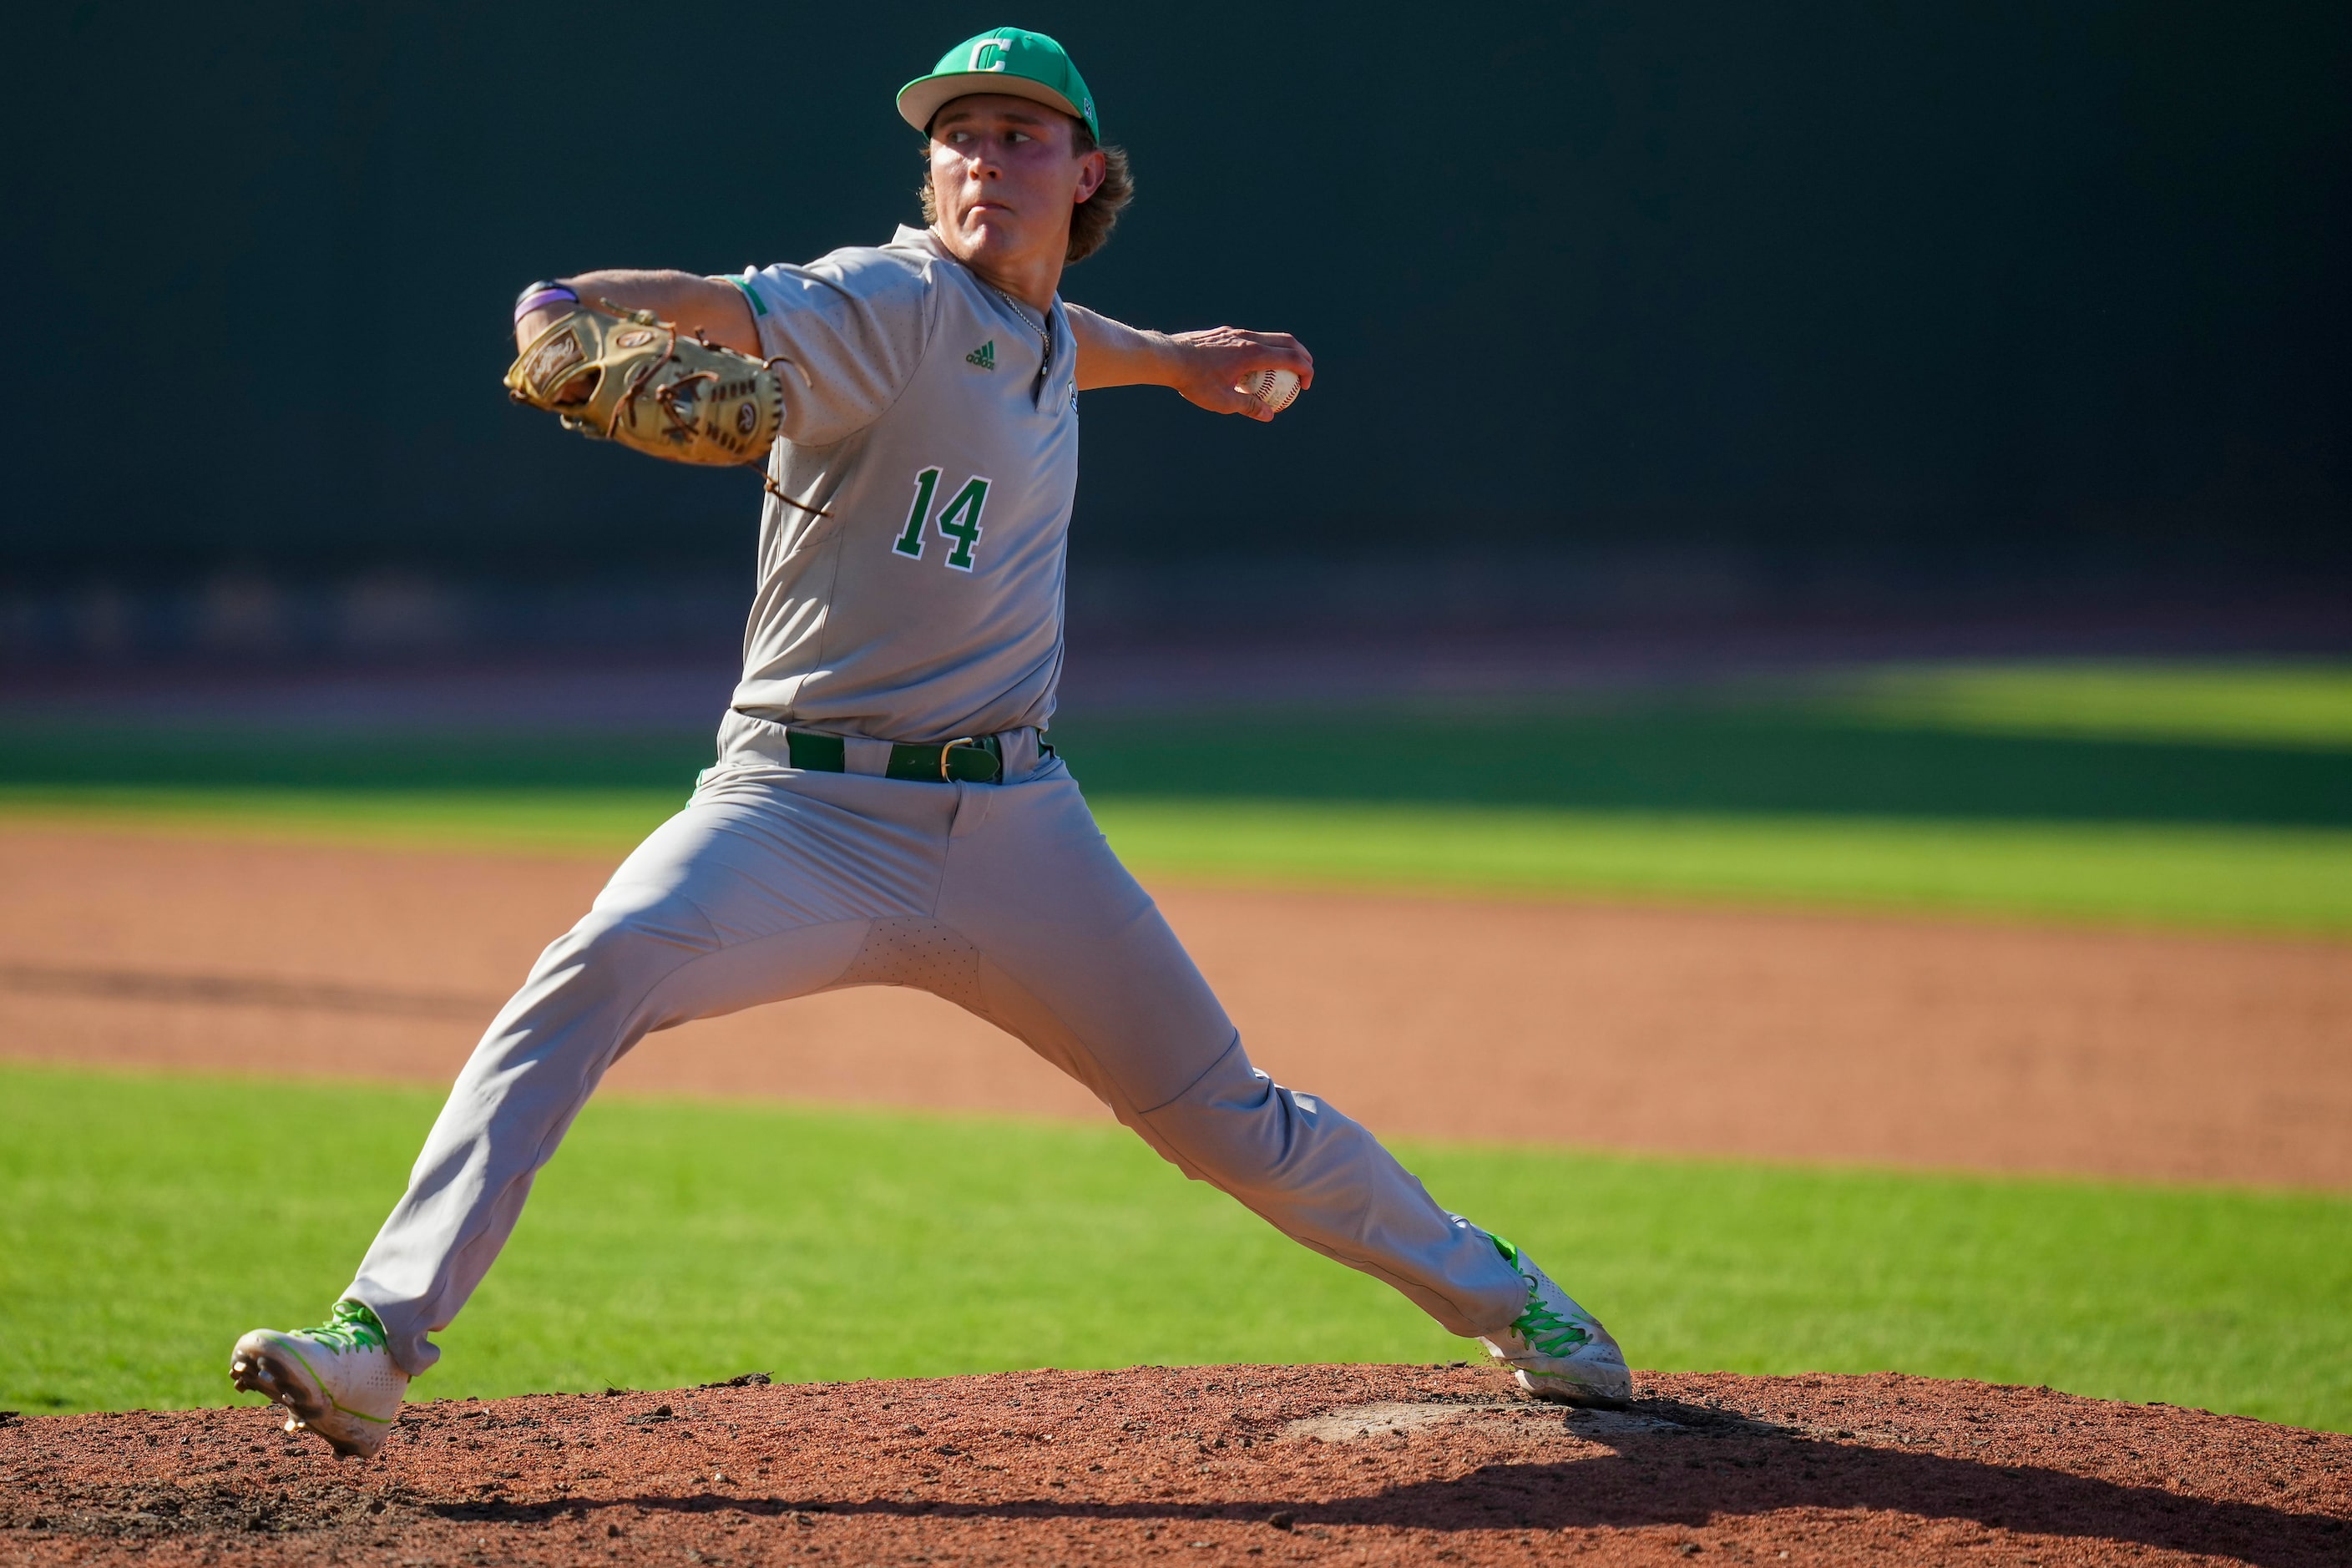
[1478,1235,1632,1408]
[230,1299,408,1459]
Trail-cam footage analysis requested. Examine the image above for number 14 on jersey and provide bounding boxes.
[891,467,991,572]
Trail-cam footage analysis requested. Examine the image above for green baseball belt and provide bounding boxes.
[783,728,1006,784]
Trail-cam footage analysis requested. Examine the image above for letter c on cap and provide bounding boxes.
[969,38,1010,71]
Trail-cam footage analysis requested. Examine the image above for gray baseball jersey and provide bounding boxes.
[725,225,1079,744]
[331,225,1554,1383]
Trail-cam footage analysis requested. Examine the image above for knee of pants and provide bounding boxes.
[516,894,720,1026]
[540,888,715,987]
[1134,1044,1371,1202]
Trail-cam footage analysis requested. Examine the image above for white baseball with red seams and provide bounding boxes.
[1239,366,1301,412]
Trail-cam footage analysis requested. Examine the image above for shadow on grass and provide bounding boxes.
[1050,711,2352,827]
[5,707,2348,826]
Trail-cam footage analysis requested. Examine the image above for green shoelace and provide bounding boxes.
[296,1299,389,1353]
[1490,1232,1592,1356]
[1512,1292,1594,1357]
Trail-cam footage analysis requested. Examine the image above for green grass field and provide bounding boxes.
[3,661,2350,932]
[3,1064,2345,1433]
[8,788,2343,933]
[3,665,2344,1431]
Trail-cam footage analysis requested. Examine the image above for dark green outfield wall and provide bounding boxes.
[9,2,2349,584]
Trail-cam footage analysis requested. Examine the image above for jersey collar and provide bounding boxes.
[893,225,1060,313]
[894,226,1071,413]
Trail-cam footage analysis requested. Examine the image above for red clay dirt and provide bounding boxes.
[3,826,2349,1186]
[3,1365,2346,1566]
[6,827,2351,1564]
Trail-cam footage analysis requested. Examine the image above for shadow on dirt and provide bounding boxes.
[427,1399,2344,1567]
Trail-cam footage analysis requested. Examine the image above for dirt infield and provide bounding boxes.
[4,825,2349,1186]
[3,1364,2345,1565]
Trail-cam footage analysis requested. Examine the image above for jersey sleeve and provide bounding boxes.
[719,250,935,448]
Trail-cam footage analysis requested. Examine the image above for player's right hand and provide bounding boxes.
[1164,326,1313,421]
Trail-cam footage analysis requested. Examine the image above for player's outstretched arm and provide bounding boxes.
[504,271,787,474]
[513,271,758,359]
[1065,304,1313,422]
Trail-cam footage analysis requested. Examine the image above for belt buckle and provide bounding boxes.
[939,737,975,781]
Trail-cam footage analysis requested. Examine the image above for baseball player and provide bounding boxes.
[230,27,1629,1459]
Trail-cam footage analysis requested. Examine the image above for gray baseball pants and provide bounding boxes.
[348,712,1527,1375]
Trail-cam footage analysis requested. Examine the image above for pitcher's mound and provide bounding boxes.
[3,1364,2344,1565]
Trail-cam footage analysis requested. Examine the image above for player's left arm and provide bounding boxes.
[1064,304,1312,422]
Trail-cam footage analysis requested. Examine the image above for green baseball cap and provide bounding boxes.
[898,26,1100,143]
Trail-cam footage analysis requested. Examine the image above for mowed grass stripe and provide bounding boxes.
[0,787,679,856]
[1827,661,2352,750]
[3,1064,2344,1432]
[1094,799,2352,933]
[4,787,2350,934]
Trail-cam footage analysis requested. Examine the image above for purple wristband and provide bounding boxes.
[513,286,579,322]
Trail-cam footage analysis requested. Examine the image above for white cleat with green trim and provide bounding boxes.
[230,1299,408,1459]
[1479,1235,1633,1408]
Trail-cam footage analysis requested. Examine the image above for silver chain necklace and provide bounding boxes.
[988,283,1052,378]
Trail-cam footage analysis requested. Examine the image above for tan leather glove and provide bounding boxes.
[505,301,786,468]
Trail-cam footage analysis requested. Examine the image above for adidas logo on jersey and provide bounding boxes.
[964,340,997,370]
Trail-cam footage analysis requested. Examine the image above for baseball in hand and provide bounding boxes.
[1237,367,1302,414]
